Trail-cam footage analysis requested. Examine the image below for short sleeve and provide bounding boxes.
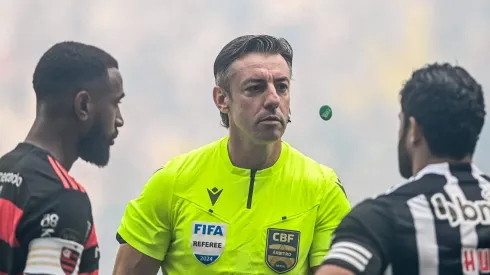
[17,189,94,274]
[309,172,351,267]
[79,224,99,275]
[18,189,92,245]
[116,167,174,261]
[321,198,394,274]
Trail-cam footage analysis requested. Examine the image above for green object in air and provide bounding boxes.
[319,105,333,121]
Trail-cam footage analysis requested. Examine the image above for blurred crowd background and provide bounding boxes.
[1,0,489,272]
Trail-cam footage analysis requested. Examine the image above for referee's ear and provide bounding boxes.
[213,86,230,114]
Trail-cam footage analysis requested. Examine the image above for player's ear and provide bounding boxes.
[407,116,423,145]
[73,90,94,122]
[213,86,229,114]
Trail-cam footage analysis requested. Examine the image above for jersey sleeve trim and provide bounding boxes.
[115,232,127,244]
[322,241,374,273]
[335,178,347,198]
[84,224,97,249]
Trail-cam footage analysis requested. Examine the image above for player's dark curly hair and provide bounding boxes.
[213,35,293,128]
[33,41,118,106]
[400,63,486,159]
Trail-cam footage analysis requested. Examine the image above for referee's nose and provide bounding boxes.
[263,83,280,111]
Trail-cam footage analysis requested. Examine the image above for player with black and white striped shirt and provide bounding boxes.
[316,63,489,275]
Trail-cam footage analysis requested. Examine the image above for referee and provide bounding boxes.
[316,63,490,275]
[112,35,350,275]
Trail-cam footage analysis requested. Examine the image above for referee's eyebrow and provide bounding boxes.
[241,78,265,87]
[242,77,290,87]
[274,76,290,83]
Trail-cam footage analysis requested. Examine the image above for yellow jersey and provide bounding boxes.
[117,136,350,274]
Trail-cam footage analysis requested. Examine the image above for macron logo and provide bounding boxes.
[207,187,223,206]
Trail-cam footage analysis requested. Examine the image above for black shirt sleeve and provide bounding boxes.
[321,197,395,275]
[17,189,93,246]
[79,222,99,275]
[17,186,98,274]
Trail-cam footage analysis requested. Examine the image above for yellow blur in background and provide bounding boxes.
[1,0,489,272]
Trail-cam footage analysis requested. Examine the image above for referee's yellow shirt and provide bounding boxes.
[117,136,350,275]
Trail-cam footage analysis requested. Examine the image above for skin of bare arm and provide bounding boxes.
[314,264,355,275]
[314,265,355,275]
[112,244,161,275]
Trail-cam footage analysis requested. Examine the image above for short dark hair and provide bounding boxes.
[32,41,118,104]
[214,35,293,128]
[400,63,486,159]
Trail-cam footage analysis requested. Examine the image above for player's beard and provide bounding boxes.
[398,127,413,179]
[78,119,111,167]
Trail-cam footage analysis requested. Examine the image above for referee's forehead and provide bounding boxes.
[229,54,290,83]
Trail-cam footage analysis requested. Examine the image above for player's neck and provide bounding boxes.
[413,154,473,176]
[227,134,282,170]
[25,117,78,171]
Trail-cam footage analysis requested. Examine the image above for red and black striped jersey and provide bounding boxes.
[0,143,99,275]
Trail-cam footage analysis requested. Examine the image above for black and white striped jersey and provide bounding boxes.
[321,162,490,275]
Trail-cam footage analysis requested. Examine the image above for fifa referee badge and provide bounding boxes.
[319,105,333,121]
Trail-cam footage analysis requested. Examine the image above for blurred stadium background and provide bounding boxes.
[1,0,489,272]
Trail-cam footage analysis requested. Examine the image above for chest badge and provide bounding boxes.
[265,228,300,273]
[191,222,227,265]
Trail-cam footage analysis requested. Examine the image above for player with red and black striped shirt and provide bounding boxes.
[0,41,124,275]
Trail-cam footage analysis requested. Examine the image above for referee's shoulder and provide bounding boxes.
[286,143,341,191]
[154,138,223,175]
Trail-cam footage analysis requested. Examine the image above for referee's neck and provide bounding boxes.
[227,136,282,170]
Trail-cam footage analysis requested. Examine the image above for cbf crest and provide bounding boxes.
[191,222,227,265]
[265,228,300,273]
